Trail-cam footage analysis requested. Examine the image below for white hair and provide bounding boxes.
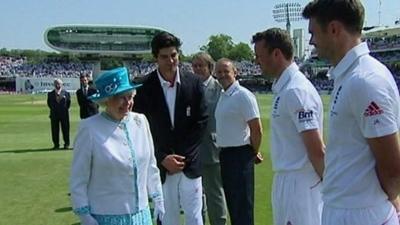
[54,78,63,85]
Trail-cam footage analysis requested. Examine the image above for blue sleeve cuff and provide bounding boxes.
[73,206,90,215]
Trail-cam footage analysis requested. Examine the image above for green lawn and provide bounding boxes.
[0,93,330,225]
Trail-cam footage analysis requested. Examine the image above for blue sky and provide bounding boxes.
[0,0,399,55]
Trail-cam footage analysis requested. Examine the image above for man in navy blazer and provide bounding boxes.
[76,74,99,119]
[47,78,71,150]
[134,32,208,225]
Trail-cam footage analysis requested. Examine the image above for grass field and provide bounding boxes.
[0,93,331,225]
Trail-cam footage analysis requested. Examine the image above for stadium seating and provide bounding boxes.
[1,52,399,93]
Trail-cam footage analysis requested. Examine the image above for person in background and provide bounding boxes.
[134,32,208,225]
[70,67,164,225]
[47,78,70,150]
[214,58,263,225]
[24,79,34,93]
[76,74,99,119]
[192,52,227,225]
[303,0,400,224]
[252,27,325,225]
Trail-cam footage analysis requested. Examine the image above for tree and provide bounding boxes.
[228,42,254,61]
[201,34,234,60]
[201,34,254,61]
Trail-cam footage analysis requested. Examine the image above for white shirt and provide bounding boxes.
[215,81,260,147]
[270,63,323,172]
[81,85,88,95]
[323,42,400,208]
[70,112,163,215]
[157,69,181,127]
[203,75,212,86]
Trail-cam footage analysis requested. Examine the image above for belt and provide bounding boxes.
[220,144,252,151]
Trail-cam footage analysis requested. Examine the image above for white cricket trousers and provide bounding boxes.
[272,166,323,225]
[161,172,203,225]
[322,201,399,225]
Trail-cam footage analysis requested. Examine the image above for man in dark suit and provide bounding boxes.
[47,78,71,150]
[134,32,208,225]
[76,74,99,119]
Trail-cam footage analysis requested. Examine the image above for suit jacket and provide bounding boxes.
[76,87,99,119]
[199,76,222,165]
[47,89,71,119]
[134,69,208,182]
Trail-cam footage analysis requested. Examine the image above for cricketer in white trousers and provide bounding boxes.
[161,172,203,225]
[272,166,323,225]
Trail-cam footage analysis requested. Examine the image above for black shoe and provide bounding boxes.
[52,145,60,150]
[63,145,69,150]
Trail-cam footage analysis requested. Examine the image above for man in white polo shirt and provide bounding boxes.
[303,1,400,225]
[214,58,263,225]
[252,28,325,225]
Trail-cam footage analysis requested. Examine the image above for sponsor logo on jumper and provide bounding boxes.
[364,101,384,117]
[298,109,314,123]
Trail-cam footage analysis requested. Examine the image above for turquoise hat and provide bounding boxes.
[88,67,141,102]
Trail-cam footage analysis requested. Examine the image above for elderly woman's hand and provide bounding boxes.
[161,154,185,174]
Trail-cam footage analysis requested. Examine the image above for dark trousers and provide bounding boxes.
[220,145,254,225]
[50,116,70,147]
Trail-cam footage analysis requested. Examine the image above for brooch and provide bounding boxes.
[133,115,141,127]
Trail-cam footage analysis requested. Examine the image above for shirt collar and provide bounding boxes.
[222,81,239,96]
[329,42,369,81]
[157,69,181,88]
[271,62,298,94]
[203,75,212,87]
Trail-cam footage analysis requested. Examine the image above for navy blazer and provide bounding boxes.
[76,87,99,119]
[134,69,208,182]
[47,89,71,119]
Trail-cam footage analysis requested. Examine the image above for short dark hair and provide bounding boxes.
[251,28,293,60]
[151,31,182,57]
[80,73,89,79]
[302,0,365,34]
